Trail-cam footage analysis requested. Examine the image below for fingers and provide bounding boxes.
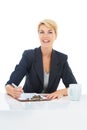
[46,92,63,100]
[12,87,23,99]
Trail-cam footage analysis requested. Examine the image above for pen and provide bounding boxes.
[12,83,24,93]
[12,83,18,88]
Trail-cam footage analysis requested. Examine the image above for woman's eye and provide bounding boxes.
[48,31,53,34]
[39,31,44,34]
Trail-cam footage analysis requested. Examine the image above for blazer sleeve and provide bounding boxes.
[61,57,77,87]
[6,50,33,86]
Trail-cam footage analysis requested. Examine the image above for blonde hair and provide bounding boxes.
[38,19,58,36]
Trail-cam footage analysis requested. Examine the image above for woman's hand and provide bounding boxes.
[46,88,68,100]
[5,84,23,99]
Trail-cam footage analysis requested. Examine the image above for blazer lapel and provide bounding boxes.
[34,47,44,84]
[48,50,60,88]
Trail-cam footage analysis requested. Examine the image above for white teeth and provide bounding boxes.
[43,40,49,43]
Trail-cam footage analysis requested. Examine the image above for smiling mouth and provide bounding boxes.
[42,40,50,43]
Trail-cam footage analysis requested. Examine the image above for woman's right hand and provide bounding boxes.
[5,84,23,99]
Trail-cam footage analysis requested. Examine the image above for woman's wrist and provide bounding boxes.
[5,84,14,96]
[61,88,68,96]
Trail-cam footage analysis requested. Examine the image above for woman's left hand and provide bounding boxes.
[46,88,68,100]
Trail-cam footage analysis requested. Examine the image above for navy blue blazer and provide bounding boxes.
[6,47,77,93]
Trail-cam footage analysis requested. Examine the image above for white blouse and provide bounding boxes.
[42,71,49,93]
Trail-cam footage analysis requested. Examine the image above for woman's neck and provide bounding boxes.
[41,47,52,57]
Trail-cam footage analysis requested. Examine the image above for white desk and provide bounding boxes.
[0,93,87,130]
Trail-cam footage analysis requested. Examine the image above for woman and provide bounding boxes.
[5,19,77,99]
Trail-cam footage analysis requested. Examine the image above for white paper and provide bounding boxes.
[18,93,47,101]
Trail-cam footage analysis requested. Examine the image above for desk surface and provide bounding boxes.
[0,93,87,110]
[0,93,87,130]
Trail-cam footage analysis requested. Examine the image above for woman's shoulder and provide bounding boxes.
[53,49,68,60]
[21,47,41,62]
[23,47,40,56]
[23,48,34,54]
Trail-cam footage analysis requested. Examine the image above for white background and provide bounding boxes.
[0,0,87,94]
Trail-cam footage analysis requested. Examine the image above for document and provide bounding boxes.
[17,93,49,102]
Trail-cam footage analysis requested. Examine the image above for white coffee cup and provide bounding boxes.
[68,84,81,101]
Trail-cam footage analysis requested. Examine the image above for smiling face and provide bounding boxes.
[38,24,57,48]
[38,19,57,49]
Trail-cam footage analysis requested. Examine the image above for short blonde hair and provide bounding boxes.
[38,19,58,36]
